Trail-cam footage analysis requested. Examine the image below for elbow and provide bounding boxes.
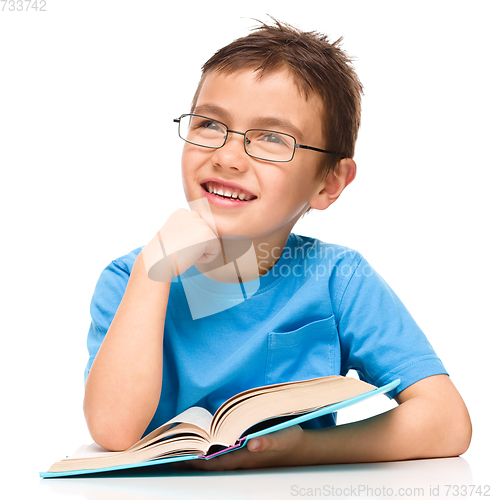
[438,400,473,458]
[85,415,142,451]
[399,376,472,460]
[84,401,142,452]
[450,410,472,457]
[89,428,140,452]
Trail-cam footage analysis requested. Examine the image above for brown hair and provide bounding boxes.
[190,19,363,184]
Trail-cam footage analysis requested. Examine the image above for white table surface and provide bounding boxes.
[30,448,489,500]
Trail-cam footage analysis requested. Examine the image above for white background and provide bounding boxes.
[1,0,490,498]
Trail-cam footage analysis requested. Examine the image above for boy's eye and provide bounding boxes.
[257,132,289,146]
[196,120,224,133]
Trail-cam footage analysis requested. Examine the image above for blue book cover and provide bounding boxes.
[40,377,399,478]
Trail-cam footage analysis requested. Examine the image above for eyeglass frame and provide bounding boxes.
[173,113,345,163]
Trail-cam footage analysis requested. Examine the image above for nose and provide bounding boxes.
[211,130,250,172]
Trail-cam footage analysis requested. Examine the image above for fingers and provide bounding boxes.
[142,207,222,282]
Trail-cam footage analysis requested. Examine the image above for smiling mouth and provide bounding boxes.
[201,181,257,201]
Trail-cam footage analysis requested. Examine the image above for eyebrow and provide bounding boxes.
[193,104,232,123]
[193,104,304,141]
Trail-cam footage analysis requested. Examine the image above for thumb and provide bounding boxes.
[247,435,276,453]
[247,425,303,453]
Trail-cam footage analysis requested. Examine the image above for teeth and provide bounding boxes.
[205,182,254,201]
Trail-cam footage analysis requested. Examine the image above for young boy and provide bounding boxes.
[83,20,472,470]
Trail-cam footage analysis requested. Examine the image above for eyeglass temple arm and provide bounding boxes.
[295,144,344,157]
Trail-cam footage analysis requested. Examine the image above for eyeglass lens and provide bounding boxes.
[179,114,295,162]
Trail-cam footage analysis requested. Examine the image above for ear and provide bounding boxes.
[308,158,357,211]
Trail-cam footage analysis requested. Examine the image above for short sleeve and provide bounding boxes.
[335,254,448,399]
[84,257,134,384]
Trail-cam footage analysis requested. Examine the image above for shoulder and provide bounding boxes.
[91,246,144,301]
[107,245,144,275]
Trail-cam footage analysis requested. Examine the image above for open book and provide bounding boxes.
[41,376,399,478]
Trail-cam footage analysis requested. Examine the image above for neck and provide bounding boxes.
[253,234,290,277]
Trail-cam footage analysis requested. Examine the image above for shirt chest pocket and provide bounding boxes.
[265,315,340,385]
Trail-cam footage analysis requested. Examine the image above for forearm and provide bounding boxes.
[299,377,472,465]
[83,253,170,451]
[302,404,446,465]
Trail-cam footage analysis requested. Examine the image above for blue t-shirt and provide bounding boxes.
[85,233,447,435]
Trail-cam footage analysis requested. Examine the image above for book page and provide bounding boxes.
[126,406,214,453]
[69,407,214,459]
[164,406,213,432]
[212,376,376,445]
[48,408,215,471]
[48,437,210,473]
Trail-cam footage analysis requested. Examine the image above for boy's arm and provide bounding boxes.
[185,374,472,470]
[83,209,221,451]
[83,253,171,451]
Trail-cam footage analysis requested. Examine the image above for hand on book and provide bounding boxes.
[179,425,306,471]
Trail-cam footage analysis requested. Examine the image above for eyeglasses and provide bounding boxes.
[174,114,344,163]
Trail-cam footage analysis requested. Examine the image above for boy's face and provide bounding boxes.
[181,68,328,249]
